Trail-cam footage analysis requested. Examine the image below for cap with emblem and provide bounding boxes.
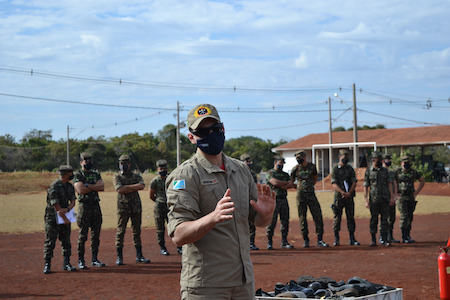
[401,155,410,162]
[372,151,382,159]
[274,155,285,163]
[156,159,168,168]
[240,154,251,162]
[187,104,221,130]
[58,165,74,173]
[295,150,306,157]
[118,154,131,163]
[80,152,92,161]
[339,149,349,156]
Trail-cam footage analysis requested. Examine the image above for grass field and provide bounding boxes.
[1,172,449,233]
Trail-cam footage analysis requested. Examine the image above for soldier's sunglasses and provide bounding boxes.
[190,122,224,138]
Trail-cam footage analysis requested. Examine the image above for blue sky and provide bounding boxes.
[1,0,449,143]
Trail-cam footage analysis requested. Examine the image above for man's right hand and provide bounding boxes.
[211,189,235,224]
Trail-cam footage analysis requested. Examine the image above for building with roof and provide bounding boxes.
[273,125,450,176]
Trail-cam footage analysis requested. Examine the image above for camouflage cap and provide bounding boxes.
[339,149,349,156]
[295,150,306,157]
[371,151,382,159]
[80,152,92,161]
[187,104,221,130]
[156,159,168,167]
[383,154,392,160]
[58,165,74,173]
[240,154,251,161]
[274,155,285,163]
[118,154,131,163]
[401,155,410,162]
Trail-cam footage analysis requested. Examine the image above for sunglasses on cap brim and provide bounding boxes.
[190,122,224,138]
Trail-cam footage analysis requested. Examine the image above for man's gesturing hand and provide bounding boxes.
[250,184,276,227]
[212,188,235,223]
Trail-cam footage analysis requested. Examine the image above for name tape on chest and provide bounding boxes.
[201,178,218,185]
[173,180,186,190]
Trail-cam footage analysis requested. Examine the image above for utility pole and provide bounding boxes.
[176,101,181,167]
[352,83,358,168]
[328,96,333,175]
[66,125,70,165]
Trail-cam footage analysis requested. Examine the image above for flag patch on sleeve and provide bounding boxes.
[173,180,186,190]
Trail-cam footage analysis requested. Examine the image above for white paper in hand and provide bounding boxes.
[57,208,76,224]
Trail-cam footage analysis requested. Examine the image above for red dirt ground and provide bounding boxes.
[0,213,449,300]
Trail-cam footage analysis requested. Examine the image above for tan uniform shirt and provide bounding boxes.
[167,152,258,288]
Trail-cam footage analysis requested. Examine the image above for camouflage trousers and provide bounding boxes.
[297,191,324,236]
[369,199,389,234]
[115,212,142,248]
[43,220,71,260]
[332,197,356,233]
[249,221,256,243]
[266,197,290,239]
[398,195,417,231]
[387,203,396,231]
[77,202,102,258]
[154,202,169,247]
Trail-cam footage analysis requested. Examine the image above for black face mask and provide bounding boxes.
[342,158,349,165]
[247,163,253,169]
[276,164,283,171]
[159,170,168,177]
[120,164,129,172]
[375,161,382,168]
[296,157,304,164]
[385,161,392,167]
[196,131,225,155]
[404,162,411,169]
[84,162,93,170]
[68,174,74,181]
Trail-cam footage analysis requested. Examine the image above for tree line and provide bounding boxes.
[0,126,287,173]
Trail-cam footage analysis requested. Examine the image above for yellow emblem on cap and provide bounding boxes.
[194,106,212,118]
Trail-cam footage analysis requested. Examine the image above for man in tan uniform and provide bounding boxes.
[167,104,275,300]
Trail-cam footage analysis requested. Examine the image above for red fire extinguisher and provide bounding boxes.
[439,236,450,300]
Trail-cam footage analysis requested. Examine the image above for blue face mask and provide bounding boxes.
[196,131,225,155]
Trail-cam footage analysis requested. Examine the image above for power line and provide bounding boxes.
[357,108,448,126]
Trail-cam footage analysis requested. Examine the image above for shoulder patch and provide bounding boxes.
[173,180,186,190]
[201,178,218,185]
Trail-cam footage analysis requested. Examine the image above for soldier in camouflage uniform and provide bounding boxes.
[331,149,360,246]
[241,154,260,250]
[73,152,106,269]
[291,150,328,248]
[382,154,400,243]
[363,151,394,247]
[43,165,77,274]
[114,154,150,265]
[149,159,182,255]
[395,156,425,243]
[266,156,296,250]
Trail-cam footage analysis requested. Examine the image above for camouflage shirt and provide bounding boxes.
[45,179,76,220]
[150,175,167,204]
[73,169,102,203]
[363,166,392,202]
[250,169,257,184]
[291,162,317,192]
[331,164,357,199]
[267,168,290,198]
[396,168,422,196]
[113,171,144,214]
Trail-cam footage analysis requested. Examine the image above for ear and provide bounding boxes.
[187,132,197,145]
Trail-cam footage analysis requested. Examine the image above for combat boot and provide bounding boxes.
[116,247,124,265]
[389,230,400,243]
[407,230,415,243]
[402,229,414,243]
[370,233,377,247]
[267,236,274,250]
[160,247,170,256]
[317,234,329,247]
[177,247,183,255]
[333,231,340,246]
[281,237,294,249]
[62,256,77,271]
[250,236,259,250]
[135,245,150,264]
[380,232,391,246]
[78,258,88,270]
[43,259,51,274]
[91,253,106,267]
[349,231,360,246]
[303,234,310,248]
